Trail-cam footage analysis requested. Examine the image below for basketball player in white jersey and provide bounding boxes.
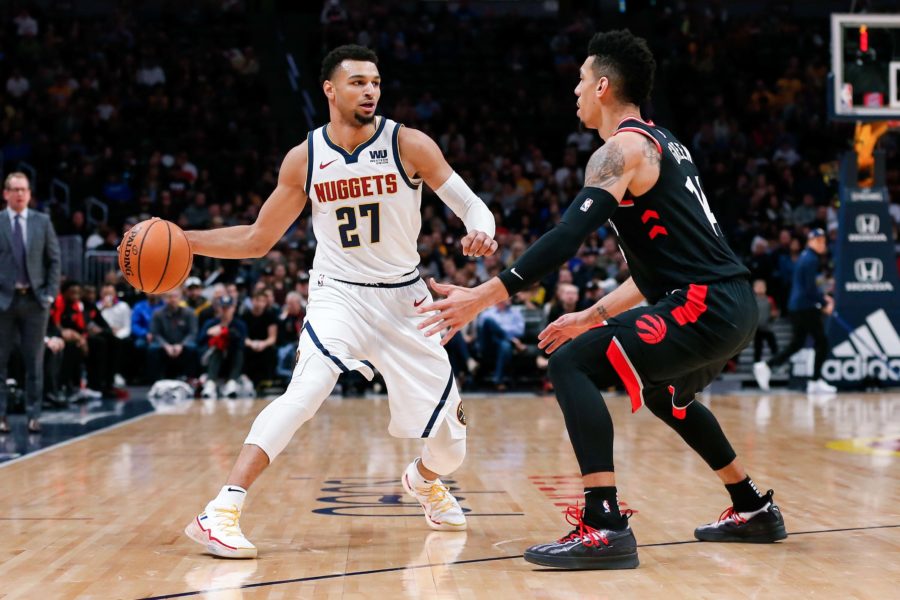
[182,45,497,558]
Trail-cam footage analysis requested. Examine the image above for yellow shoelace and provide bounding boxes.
[213,506,243,536]
[422,483,455,514]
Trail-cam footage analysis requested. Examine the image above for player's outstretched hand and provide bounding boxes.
[461,230,498,257]
[538,309,597,354]
[417,278,482,345]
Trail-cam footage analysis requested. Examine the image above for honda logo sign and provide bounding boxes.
[846,258,893,292]
[849,213,887,242]
[854,258,883,282]
[856,214,879,234]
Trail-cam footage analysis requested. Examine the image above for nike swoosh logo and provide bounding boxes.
[319,159,338,169]
[226,487,246,493]
[413,297,427,307]
[511,268,524,280]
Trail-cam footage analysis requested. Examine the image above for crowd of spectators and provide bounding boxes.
[3,1,899,402]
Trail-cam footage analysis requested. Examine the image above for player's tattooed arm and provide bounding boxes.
[642,135,661,166]
[589,277,645,324]
[584,141,626,189]
[595,304,611,321]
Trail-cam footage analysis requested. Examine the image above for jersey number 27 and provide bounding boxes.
[336,203,381,248]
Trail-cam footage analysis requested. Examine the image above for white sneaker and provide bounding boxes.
[184,504,257,559]
[239,374,255,397]
[113,373,127,388]
[202,380,218,399]
[807,378,837,394]
[223,379,240,398]
[402,460,467,531]
[752,361,771,391]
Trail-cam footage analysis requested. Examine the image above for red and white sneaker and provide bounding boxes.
[185,504,258,558]
[523,505,639,570]
[402,461,467,531]
[694,490,787,543]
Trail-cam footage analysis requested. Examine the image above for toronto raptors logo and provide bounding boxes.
[636,314,667,344]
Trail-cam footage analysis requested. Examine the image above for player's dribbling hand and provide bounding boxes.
[460,230,498,257]
[538,310,597,354]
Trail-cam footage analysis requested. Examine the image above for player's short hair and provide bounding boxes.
[320,45,379,83]
[587,29,656,106]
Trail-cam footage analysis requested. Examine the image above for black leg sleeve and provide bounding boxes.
[547,332,623,475]
[644,390,737,471]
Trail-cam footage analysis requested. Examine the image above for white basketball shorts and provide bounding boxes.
[296,269,466,439]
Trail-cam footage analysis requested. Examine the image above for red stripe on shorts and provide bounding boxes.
[670,284,709,326]
[606,337,644,413]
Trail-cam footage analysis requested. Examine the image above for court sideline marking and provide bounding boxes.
[139,523,900,600]
[0,411,155,470]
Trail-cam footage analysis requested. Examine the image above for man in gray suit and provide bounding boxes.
[0,172,61,433]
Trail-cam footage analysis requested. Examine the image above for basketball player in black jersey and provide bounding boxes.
[419,30,786,569]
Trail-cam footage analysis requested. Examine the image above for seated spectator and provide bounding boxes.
[148,289,199,382]
[197,283,227,326]
[130,293,162,381]
[477,298,525,390]
[81,285,115,396]
[98,283,132,387]
[573,248,603,290]
[184,277,209,314]
[578,280,605,311]
[43,319,67,408]
[242,289,278,385]
[444,319,478,389]
[544,283,580,324]
[51,281,103,400]
[198,295,247,399]
[275,291,305,381]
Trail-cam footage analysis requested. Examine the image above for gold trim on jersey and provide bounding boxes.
[324,116,383,156]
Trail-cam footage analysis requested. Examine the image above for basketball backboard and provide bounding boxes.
[830,13,900,121]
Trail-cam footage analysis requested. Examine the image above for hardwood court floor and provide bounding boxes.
[0,390,898,599]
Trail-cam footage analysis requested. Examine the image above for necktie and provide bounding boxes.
[13,215,30,287]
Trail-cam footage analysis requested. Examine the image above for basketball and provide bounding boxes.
[118,217,193,294]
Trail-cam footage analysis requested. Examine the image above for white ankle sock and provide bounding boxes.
[212,484,247,510]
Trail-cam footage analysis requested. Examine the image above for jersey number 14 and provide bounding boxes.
[336,203,381,248]
[684,176,720,235]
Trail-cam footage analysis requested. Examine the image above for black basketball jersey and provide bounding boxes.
[607,118,749,303]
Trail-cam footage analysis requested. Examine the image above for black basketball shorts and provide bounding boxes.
[567,278,757,413]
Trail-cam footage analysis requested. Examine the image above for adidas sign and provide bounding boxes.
[823,309,900,382]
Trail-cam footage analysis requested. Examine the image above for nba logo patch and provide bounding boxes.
[580,198,594,212]
[602,500,611,513]
[318,274,325,287]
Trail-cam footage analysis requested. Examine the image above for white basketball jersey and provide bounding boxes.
[305,117,422,283]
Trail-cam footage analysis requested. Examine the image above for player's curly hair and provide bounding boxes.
[587,30,656,106]
[320,45,379,83]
